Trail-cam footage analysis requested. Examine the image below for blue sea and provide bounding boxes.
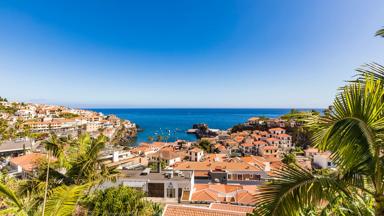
[89,108,319,145]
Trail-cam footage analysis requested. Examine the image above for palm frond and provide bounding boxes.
[253,165,349,216]
[376,28,384,37]
[43,184,89,216]
[310,76,384,173]
[351,63,384,83]
[0,182,23,210]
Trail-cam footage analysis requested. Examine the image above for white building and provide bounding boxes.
[188,148,204,162]
[313,152,335,169]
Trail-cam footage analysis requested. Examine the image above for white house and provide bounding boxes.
[188,148,204,162]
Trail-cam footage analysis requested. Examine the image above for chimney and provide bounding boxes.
[264,162,271,172]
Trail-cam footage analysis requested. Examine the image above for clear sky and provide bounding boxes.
[0,0,383,108]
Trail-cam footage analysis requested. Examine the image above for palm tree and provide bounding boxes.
[67,134,119,185]
[376,28,384,37]
[0,182,87,216]
[253,72,384,215]
[41,134,66,216]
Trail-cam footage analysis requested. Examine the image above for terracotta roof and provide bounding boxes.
[266,138,280,142]
[10,153,52,172]
[174,161,262,172]
[253,141,267,146]
[240,142,253,147]
[269,127,285,131]
[152,149,181,160]
[235,191,255,205]
[204,154,227,162]
[194,170,209,177]
[190,184,257,205]
[233,136,244,143]
[209,203,254,213]
[277,133,291,138]
[163,205,246,216]
[191,189,221,202]
[194,184,243,193]
[189,147,203,153]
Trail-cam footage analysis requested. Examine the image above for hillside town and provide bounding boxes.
[0,98,332,215]
[0,98,137,156]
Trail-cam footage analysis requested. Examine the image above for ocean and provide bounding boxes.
[88,108,319,145]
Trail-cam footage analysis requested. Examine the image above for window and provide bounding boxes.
[167,188,175,198]
[238,174,243,180]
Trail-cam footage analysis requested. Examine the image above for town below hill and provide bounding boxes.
[0,97,328,215]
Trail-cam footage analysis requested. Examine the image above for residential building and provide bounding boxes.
[188,148,204,162]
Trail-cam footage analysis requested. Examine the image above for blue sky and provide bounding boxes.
[0,0,383,108]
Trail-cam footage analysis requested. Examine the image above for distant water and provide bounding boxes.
[88,108,319,145]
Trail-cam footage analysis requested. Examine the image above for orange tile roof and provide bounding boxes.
[189,147,203,153]
[233,136,244,143]
[10,153,52,172]
[204,154,227,162]
[194,184,243,193]
[190,184,257,205]
[235,191,255,205]
[209,203,254,213]
[241,156,267,168]
[163,205,246,216]
[174,161,261,172]
[269,127,285,131]
[266,137,280,142]
[277,133,291,137]
[240,142,253,147]
[191,189,221,202]
[253,141,267,145]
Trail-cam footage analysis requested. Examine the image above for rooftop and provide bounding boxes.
[174,161,262,172]
[163,205,247,216]
[0,139,34,153]
[120,170,192,181]
[209,203,254,213]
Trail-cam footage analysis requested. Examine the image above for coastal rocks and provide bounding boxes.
[110,122,138,146]
[187,123,219,139]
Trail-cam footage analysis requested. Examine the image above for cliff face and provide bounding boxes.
[110,122,138,146]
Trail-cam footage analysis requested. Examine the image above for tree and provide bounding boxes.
[84,186,159,216]
[253,69,384,215]
[0,182,88,216]
[281,153,296,165]
[42,134,66,216]
[67,134,119,185]
[198,140,211,153]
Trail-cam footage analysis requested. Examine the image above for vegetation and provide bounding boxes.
[0,132,157,215]
[58,113,79,119]
[148,161,166,171]
[0,118,31,141]
[281,153,296,165]
[376,27,384,37]
[198,139,212,153]
[253,66,384,215]
[84,186,161,216]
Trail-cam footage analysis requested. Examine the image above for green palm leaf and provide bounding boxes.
[376,28,384,37]
[253,165,349,216]
[43,184,88,216]
[0,182,23,210]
